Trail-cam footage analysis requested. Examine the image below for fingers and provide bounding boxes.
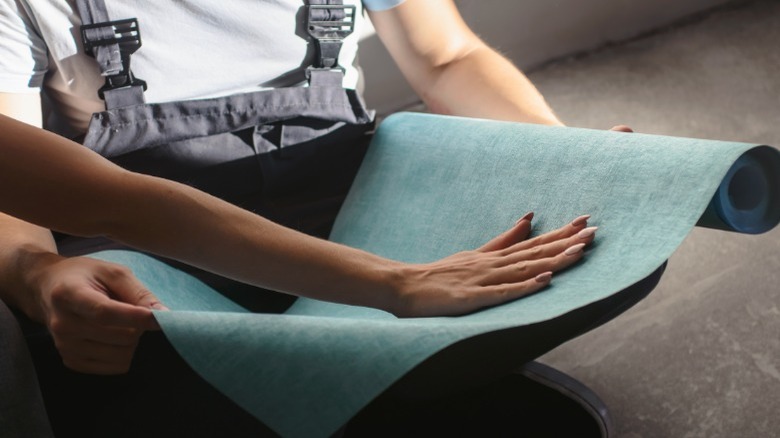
[59,285,160,331]
[98,264,169,313]
[478,212,533,252]
[58,342,139,375]
[503,226,597,266]
[465,215,599,312]
[610,125,634,133]
[49,310,145,374]
[481,212,589,256]
[497,214,591,256]
[463,272,553,312]
[483,240,588,286]
[98,269,166,330]
[62,358,131,376]
[50,313,142,346]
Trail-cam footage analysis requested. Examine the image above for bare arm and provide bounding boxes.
[0,111,399,310]
[0,95,161,374]
[369,0,562,125]
[0,93,63,320]
[0,92,42,127]
[1,113,594,317]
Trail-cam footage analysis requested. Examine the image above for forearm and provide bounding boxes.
[419,44,562,125]
[0,94,62,320]
[108,180,401,311]
[0,115,401,312]
[370,0,562,126]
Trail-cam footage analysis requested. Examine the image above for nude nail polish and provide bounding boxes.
[516,211,534,225]
[564,243,586,256]
[577,226,598,239]
[151,303,170,311]
[571,214,591,227]
[535,271,553,283]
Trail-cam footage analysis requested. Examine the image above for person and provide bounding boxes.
[0,0,618,434]
[0,0,588,372]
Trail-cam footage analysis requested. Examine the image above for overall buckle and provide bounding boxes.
[80,18,147,99]
[306,4,356,75]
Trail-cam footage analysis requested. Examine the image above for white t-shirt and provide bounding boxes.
[0,0,403,134]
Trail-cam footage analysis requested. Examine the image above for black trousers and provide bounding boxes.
[0,300,53,438]
[17,263,663,438]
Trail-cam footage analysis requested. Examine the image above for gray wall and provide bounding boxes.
[359,0,734,114]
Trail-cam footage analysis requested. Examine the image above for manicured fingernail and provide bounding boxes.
[571,214,591,227]
[535,271,553,283]
[151,303,170,311]
[516,211,534,225]
[564,243,586,256]
[577,226,598,239]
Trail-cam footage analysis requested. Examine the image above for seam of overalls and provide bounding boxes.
[98,102,359,130]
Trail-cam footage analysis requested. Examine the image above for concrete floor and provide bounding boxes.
[527,1,780,436]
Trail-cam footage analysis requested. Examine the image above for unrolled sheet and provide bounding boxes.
[90,113,779,437]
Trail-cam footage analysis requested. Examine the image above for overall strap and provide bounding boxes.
[77,0,146,109]
[305,0,356,87]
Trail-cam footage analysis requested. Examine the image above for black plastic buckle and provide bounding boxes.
[306,4,356,71]
[80,18,147,99]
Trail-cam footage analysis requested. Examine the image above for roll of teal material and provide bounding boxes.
[90,112,780,438]
[699,147,780,233]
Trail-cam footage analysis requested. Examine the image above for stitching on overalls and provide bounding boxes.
[100,102,356,131]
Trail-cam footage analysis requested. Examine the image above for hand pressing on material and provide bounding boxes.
[389,213,596,317]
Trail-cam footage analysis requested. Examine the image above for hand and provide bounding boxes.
[392,213,596,317]
[610,125,634,133]
[29,254,165,374]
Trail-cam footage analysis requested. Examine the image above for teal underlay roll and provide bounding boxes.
[89,113,780,438]
[699,146,780,233]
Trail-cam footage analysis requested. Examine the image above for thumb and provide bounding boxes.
[98,266,169,324]
[110,273,167,310]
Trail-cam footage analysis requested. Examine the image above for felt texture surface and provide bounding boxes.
[89,113,779,437]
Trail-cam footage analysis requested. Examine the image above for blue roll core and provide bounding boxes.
[712,146,780,234]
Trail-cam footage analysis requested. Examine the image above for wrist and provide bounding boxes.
[340,251,410,316]
[374,261,420,317]
[11,248,64,323]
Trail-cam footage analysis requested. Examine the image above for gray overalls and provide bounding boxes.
[57,0,376,308]
[24,1,375,436]
[75,0,375,240]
